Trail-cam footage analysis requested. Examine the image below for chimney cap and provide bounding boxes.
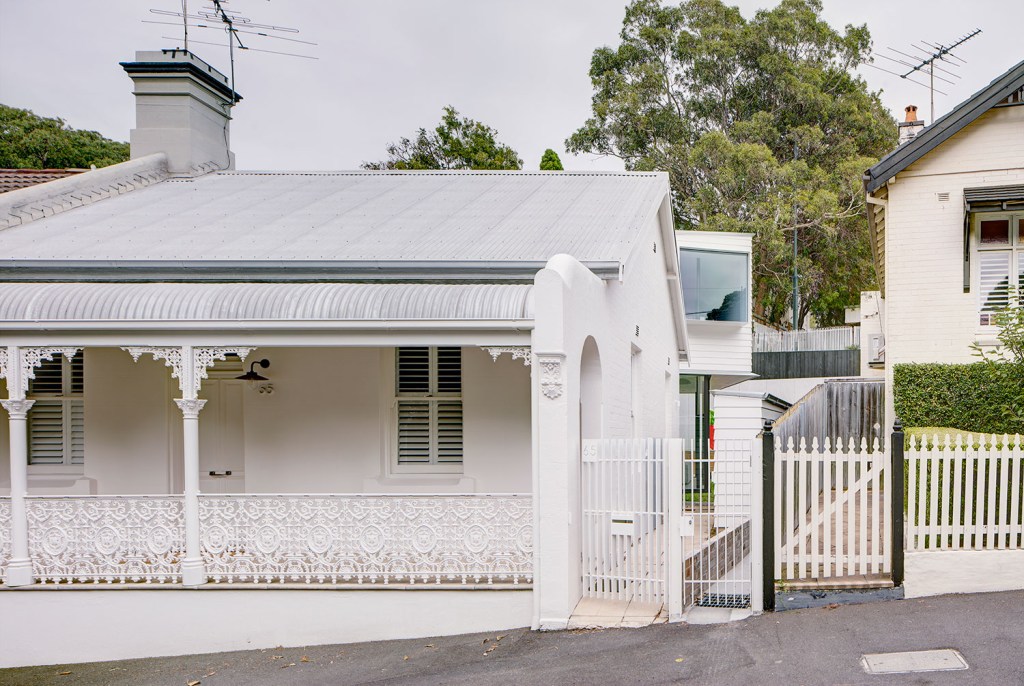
[904,105,920,123]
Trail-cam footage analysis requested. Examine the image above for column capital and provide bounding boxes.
[174,398,208,418]
[1,399,35,419]
[534,352,566,400]
[125,346,255,398]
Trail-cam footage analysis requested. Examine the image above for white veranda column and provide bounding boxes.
[175,397,207,586]
[2,397,35,587]
[123,344,254,586]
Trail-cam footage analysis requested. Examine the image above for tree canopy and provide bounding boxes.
[566,0,897,327]
[363,106,522,171]
[0,104,129,169]
[540,148,564,170]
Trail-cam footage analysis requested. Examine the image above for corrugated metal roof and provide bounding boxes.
[964,184,1024,207]
[0,282,534,321]
[0,171,668,272]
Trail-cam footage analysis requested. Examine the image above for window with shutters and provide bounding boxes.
[27,352,84,467]
[394,347,463,472]
[976,213,1024,325]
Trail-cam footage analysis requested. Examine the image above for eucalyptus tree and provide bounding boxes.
[567,0,896,326]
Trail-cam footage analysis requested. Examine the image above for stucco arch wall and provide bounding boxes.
[531,207,683,629]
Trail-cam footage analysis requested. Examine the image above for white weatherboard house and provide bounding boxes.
[0,51,753,667]
[864,58,1024,597]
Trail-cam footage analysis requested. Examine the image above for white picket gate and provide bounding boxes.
[907,434,1024,551]
[775,438,891,580]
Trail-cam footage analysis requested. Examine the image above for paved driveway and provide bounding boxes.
[3,590,1021,685]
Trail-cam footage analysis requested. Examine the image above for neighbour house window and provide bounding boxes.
[679,249,749,322]
[394,347,463,470]
[27,352,84,467]
[976,214,1024,325]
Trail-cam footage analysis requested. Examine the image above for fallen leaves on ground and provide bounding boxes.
[281,663,295,669]
[675,658,685,663]
[270,655,284,660]
[826,603,840,610]
[300,656,310,663]
[57,672,72,677]
[186,681,200,686]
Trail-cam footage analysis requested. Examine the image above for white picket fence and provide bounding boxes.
[753,325,857,353]
[907,434,1024,551]
[775,438,891,580]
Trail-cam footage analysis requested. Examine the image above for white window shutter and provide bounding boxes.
[27,353,84,466]
[395,347,463,466]
[979,251,1010,324]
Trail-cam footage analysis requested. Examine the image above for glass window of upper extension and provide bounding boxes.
[679,249,749,322]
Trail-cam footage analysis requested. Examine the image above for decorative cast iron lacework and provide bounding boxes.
[199,495,533,585]
[26,496,184,584]
[0,498,10,583]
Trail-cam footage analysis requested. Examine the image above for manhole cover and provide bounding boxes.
[861,649,968,674]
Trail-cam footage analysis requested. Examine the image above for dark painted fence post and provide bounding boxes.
[762,419,776,611]
[891,418,905,587]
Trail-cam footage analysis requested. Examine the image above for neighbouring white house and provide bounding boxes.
[864,58,1024,597]
[0,50,754,667]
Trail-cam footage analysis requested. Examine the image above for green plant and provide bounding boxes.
[893,362,1024,436]
[970,290,1024,425]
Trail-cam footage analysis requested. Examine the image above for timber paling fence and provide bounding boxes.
[772,379,884,452]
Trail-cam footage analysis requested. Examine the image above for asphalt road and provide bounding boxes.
[3,590,1022,685]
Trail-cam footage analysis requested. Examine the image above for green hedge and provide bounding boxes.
[893,362,1024,435]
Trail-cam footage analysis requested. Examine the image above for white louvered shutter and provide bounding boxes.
[27,354,84,466]
[979,251,1010,325]
[395,347,462,466]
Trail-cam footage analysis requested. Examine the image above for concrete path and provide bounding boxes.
[3,590,1022,685]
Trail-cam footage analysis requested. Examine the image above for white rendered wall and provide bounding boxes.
[532,198,683,630]
[0,346,531,496]
[882,105,1024,430]
[904,550,1024,598]
[0,588,531,668]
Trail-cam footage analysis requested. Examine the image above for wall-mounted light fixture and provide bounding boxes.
[236,358,271,391]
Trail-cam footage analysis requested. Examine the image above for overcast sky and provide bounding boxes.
[0,1,1019,171]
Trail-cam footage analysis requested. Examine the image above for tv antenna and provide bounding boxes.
[145,0,318,105]
[867,29,981,123]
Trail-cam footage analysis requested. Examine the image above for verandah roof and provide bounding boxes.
[0,282,534,323]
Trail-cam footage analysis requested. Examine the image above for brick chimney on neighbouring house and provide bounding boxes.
[898,105,924,145]
[120,50,241,174]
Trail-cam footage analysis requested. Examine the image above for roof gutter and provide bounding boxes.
[0,259,623,283]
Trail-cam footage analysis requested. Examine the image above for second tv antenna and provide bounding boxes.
[869,29,982,123]
[146,0,318,105]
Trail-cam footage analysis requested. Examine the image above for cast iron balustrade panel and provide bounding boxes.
[198,494,533,585]
[26,495,185,584]
[0,498,10,582]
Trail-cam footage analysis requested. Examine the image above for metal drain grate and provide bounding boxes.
[696,593,750,609]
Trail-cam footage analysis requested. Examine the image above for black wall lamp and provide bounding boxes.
[236,358,271,390]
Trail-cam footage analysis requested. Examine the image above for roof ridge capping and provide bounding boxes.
[865,57,1024,193]
[216,169,666,177]
[0,153,172,231]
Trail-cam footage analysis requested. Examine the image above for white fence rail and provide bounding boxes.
[0,497,10,583]
[581,439,667,605]
[198,494,533,585]
[775,438,890,580]
[26,495,185,584]
[754,326,857,352]
[907,434,1024,551]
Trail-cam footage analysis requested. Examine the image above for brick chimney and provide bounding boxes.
[120,50,241,174]
[898,105,924,145]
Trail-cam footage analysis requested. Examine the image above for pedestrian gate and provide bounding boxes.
[581,438,755,617]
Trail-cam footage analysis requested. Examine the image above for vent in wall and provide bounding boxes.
[937,192,951,202]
